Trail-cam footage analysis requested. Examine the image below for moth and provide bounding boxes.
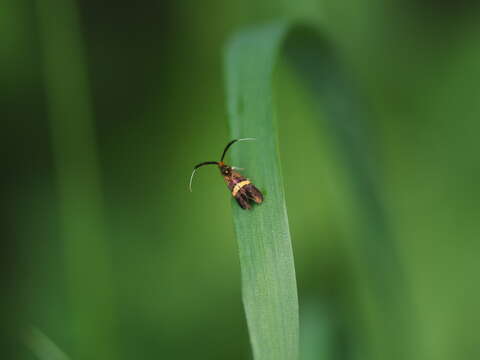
[189,138,264,210]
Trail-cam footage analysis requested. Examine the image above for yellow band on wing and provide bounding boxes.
[232,180,251,197]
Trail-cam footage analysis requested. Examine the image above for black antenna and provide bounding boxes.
[189,161,218,192]
[220,138,256,162]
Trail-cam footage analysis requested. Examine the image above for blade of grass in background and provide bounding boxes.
[299,301,332,360]
[225,20,413,360]
[25,327,71,360]
[35,0,116,358]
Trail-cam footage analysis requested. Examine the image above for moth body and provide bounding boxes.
[220,163,263,210]
[189,139,264,210]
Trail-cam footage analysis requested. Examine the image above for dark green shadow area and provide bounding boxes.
[284,23,415,359]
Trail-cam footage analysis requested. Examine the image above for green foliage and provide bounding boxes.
[35,0,116,358]
[25,327,70,360]
[6,1,480,360]
[225,22,300,360]
[225,20,412,360]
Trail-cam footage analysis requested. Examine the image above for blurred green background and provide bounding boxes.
[2,0,480,359]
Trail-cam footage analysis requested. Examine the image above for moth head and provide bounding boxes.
[218,163,232,176]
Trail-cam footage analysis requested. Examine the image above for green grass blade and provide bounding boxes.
[225,20,412,360]
[225,22,299,360]
[25,327,71,360]
[299,302,333,360]
[35,1,116,358]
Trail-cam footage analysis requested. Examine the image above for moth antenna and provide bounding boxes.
[220,138,256,162]
[188,169,198,193]
[189,161,218,192]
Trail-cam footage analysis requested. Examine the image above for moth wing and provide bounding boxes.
[245,184,263,204]
[235,190,252,210]
[229,170,263,209]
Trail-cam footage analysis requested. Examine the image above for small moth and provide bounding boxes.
[189,138,264,210]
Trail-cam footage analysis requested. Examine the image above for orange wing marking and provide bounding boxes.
[232,180,251,197]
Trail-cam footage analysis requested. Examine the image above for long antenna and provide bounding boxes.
[220,138,256,162]
[189,161,218,192]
